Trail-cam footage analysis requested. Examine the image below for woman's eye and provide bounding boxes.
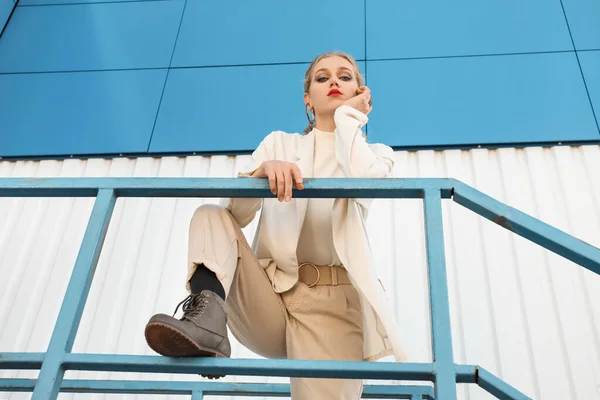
[316,77,328,83]
[340,75,352,81]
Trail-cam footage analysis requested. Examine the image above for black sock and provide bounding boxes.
[189,264,226,300]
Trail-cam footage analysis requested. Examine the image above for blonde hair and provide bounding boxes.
[303,52,365,134]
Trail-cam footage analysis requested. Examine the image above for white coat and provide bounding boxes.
[220,105,406,362]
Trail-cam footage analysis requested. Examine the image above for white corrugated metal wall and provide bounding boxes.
[1,145,600,400]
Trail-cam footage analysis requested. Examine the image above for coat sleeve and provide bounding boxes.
[333,105,395,213]
[333,105,395,179]
[219,132,276,228]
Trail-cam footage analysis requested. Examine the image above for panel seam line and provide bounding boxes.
[146,0,188,153]
[558,0,600,134]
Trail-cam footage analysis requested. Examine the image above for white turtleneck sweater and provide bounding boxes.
[296,128,343,266]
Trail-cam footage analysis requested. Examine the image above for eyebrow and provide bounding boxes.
[315,67,353,74]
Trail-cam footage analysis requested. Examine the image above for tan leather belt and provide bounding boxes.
[298,263,352,287]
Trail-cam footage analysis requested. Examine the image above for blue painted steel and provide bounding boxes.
[191,390,204,400]
[0,378,435,399]
[170,0,364,67]
[454,365,477,384]
[1,176,596,399]
[366,53,600,149]
[452,365,530,399]
[476,367,532,400]
[0,0,184,72]
[367,0,572,59]
[452,181,600,275]
[0,177,455,199]
[0,70,168,157]
[32,189,117,399]
[0,352,44,369]
[579,51,600,130]
[423,190,456,400]
[561,0,600,50]
[61,353,434,381]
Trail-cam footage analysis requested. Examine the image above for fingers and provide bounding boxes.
[275,169,285,201]
[284,168,293,202]
[356,86,371,101]
[362,87,371,101]
[264,161,303,202]
[350,88,370,113]
[292,165,304,190]
[360,86,371,113]
[267,170,277,195]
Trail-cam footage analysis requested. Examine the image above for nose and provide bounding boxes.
[329,77,340,87]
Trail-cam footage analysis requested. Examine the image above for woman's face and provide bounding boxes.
[304,56,360,116]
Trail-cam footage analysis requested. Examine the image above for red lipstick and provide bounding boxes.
[327,88,343,96]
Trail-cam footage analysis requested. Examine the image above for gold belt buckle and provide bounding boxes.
[298,262,320,288]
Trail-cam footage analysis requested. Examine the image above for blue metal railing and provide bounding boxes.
[1,177,599,400]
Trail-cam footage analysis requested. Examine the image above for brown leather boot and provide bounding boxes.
[145,290,231,359]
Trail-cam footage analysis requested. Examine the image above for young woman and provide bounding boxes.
[144,51,405,399]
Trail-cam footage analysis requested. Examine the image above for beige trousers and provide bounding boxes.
[186,204,364,400]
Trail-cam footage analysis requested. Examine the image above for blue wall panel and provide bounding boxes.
[562,0,600,50]
[0,1,598,158]
[579,51,600,129]
[1,0,13,31]
[365,53,599,147]
[19,0,168,4]
[366,0,573,59]
[0,0,184,73]
[0,69,167,157]
[150,61,365,153]
[171,0,364,67]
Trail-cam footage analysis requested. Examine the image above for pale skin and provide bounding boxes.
[252,56,373,202]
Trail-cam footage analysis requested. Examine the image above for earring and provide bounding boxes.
[305,104,315,125]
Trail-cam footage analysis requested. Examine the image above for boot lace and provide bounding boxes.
[172,292,209,320]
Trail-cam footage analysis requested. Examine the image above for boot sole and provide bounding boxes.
[144,322,228,379]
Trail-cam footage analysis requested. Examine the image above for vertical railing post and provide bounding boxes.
[191,390,205,399]
[423,189,457,400]
[32,189,117,399]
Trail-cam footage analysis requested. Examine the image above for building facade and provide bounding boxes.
[1,1,600,399]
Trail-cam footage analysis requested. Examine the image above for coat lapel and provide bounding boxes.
[295,129,315,178]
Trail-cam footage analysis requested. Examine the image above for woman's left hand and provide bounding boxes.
[342,86,372,115]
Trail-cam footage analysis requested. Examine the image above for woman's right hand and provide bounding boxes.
[251,160,304,202]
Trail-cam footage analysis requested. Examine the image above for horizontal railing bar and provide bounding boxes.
[476,367,532,400]
[62,354,436,381]
[453,181,600,275]
[0,354,479,387]
[0,353,45,369]
[0,178,455,199]
[0,379,434,399]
